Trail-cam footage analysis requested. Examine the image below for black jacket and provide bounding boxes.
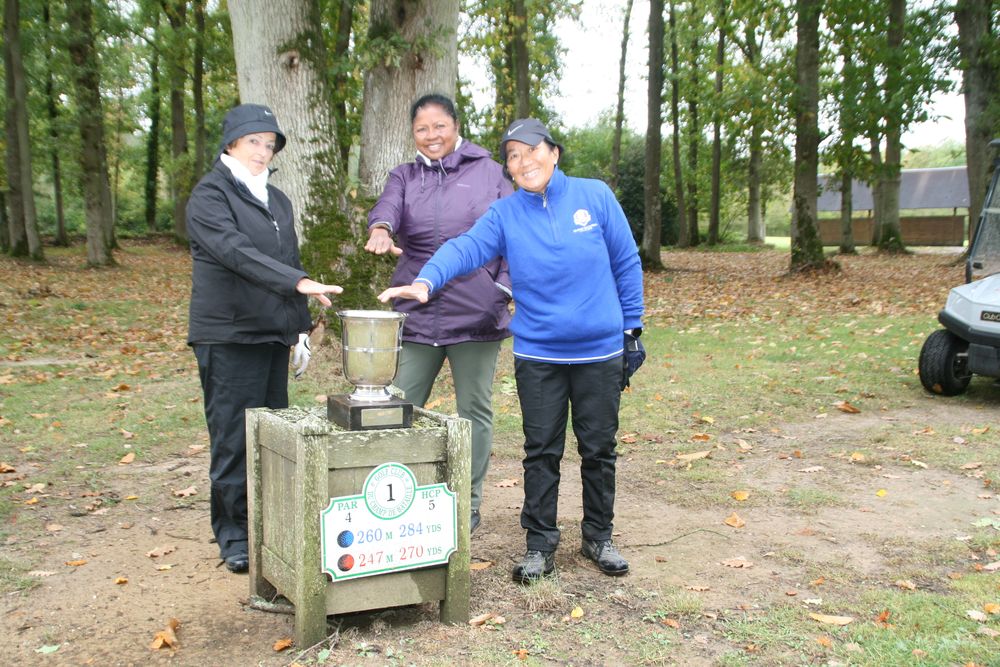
[186,160,311,346]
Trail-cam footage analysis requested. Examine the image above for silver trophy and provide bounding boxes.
[327,310,413,430]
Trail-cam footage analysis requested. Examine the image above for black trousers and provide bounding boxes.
[194,343,290,559]
[514,357,624,552]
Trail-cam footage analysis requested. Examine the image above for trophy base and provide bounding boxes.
[327,394,413,431]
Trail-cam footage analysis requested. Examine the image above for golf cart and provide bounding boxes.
[918,139,1000,396]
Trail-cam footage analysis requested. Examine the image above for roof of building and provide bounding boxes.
[817,166,969,211]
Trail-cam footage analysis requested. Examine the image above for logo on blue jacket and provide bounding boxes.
[573,209,596,233]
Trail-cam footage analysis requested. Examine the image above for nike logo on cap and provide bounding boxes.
[506,124,524,136]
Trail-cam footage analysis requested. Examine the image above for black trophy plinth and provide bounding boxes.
[327,394,413,431]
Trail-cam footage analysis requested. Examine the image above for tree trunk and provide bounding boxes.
[5,16,26,256]
[0,191,8,253]
[747,121,764,243]
[876,0,905,253]
[332,0,355,165]
[193,0,207,181]
[668,0,688,247]
[836,29,856,255]
[707,0,726,246]
[686,30,700,247]
[838,171,855,253]
[4,0,43,260]
[609,0,634,191]
[642,0,665,269]
[359,0,460,198]
[145,12,162,232]
[789,0,825,271]
[956,0,998,243]
[230,0,343,241]
[44,1,67,247]
[743,22,764,244]
[66,0,115,267]
[164,0,190,242]
[512,0,531,118]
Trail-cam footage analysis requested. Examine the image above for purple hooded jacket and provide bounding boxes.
[369,139,513,346]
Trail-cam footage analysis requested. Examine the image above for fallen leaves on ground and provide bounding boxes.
[65,560,87,567]
[894,579,917,590]
[720,557,753,568]
[272,638,293,652]
[511,648,529,660]
[146,545,177,558]
[730,490,750,501]
[150,618,180,650]
[119,452,135,465]
[469,561,492,571]
[677,450,711,462]
[723,512,746,529]
[809,612,853,626]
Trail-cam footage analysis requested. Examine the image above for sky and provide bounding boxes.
[540,0,965,146]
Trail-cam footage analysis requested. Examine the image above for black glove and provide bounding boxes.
[621,330,646,390]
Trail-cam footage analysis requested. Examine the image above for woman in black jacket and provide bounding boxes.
[187,103,342,573]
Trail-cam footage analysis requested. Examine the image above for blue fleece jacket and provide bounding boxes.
[415,167,644,363]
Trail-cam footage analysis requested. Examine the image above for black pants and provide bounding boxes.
[514,357,624,552]
[194,343,289,559]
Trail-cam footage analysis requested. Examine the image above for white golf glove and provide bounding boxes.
[292,332,311,379]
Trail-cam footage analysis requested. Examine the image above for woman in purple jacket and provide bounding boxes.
[365,93,513,534]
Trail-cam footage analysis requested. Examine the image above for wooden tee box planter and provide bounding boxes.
[245,405,471,648]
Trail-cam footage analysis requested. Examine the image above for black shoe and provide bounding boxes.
[224,553,249,573]
[581,539,629,576]
[470,509,481,534]
[512,550,555,583]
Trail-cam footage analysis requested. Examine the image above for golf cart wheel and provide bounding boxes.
[918,329,971,396]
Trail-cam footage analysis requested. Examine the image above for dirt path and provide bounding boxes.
[2,397,997,666]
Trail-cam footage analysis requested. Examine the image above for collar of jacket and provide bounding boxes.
[415,138,493,172]
[212,159,273,213]
[515,165,566,205]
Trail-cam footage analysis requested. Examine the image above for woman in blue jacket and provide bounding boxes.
[378,118,644,582]
[365,94,513,534]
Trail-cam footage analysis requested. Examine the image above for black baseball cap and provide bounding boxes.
[500,118,563,161]
[220,103,287,154]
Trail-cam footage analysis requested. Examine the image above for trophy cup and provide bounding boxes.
[327,310,413,430]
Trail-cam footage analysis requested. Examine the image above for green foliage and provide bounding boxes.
[459,0,580,146]
[902,140,966,168]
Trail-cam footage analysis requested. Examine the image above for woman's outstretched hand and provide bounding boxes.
[364,227,403,256]
[296,278,343,307]
[378,282,429,304]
